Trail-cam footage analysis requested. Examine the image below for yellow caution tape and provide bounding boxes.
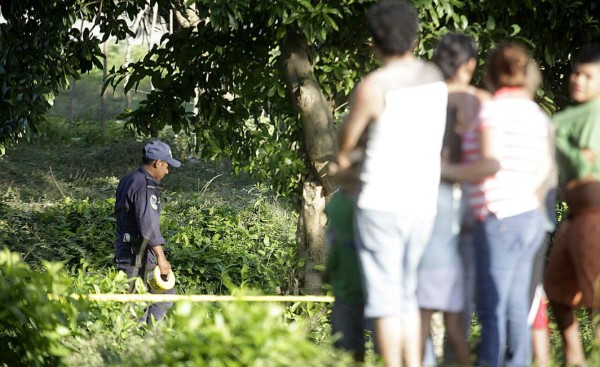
[65,294,335,303]
[146,266,175,293]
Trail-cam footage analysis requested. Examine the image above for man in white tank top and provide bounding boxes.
[336,1,447,366]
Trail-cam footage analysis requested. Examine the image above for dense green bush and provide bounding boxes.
[113,301,350,367]
[0,249,155,366]
[0,196,115,268]
[0,189,300,294]
[0,249,80,367]
[164,192,300,295]
[0,250,344,367]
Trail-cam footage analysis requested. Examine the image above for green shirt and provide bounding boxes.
[325,191,364,304]
[554,98,600,183]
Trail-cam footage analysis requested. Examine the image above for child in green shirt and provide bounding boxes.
[325,159,366,363]
[543,43,600,367]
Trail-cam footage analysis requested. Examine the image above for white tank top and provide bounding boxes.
[358,80,447,215]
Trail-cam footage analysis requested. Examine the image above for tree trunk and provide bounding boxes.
[124,6,148,110]
[295,178,329,294]
[100,41,107,129]
[124,37,132,110]
[148,2,159,91]
[68,76,76,124]
[173,5,201,29]
[281,28,337,294]
[149,2,159,50]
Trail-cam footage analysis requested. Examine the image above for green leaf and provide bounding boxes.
[486,15,496,31]
[460,15,468,30]
[509,24,521,37]
[544,47,555,67]
[319,27,327,42]
[323,14,339,31]
[429,6,440,28]
[298,0,314,11]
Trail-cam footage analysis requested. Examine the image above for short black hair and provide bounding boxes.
[367,0,419,57]
[142,157,156,165]
[432,33,478,80]
[142,147,156,165]
[574,43,600,66]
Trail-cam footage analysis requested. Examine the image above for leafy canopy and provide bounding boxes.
[0,0,172,153]
[1,0,599,197]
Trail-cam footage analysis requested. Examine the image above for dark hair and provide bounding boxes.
[367,0,419,57]
[432,33,478,80]
[142,157,156,165]
[142,147,156,165]
[574,43,600,66]
[486,42,530,89]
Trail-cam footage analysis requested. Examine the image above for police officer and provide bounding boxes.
[114,139,181,325]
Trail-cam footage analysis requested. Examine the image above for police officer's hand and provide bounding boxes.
[158,258,172,276]
[152,245,172,276]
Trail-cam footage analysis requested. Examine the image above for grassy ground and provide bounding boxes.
[0,116,253,205]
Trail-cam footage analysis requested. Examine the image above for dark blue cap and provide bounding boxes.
[143,140,181,168]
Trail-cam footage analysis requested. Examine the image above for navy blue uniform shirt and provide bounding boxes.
[114,167,164,263]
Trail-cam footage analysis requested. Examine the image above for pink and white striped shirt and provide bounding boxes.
[462,88,551,220]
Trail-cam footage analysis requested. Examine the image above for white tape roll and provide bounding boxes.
[146,266,175,293]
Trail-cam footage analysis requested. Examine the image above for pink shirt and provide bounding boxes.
[463,88,551,220]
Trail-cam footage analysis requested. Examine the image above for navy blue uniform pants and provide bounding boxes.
[115,249,175,326]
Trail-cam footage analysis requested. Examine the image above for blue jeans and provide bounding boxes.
[475,209,545,367]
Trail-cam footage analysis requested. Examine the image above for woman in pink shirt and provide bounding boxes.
[442,42,554,367]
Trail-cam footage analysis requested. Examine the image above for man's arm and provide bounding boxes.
[337,77,384,171]
[441,126,501,182]
[555,113,600,181]
[132,181,171,275]
[151,245,172,276]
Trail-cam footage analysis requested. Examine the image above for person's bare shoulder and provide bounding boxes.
[340,72,384,136]
[351,72,385,106]
[420,60,445,83]
[370,59,445,91]
[367,66,394,86]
